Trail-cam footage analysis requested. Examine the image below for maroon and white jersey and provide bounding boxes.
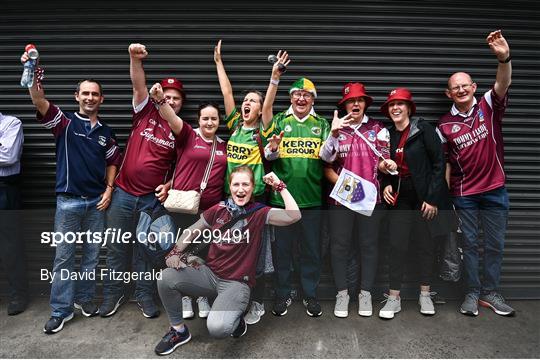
[437,88,508,196]
[115,97,176,196]
[173,122,227,211]
[202,202,271,288]
[320,115,390,204]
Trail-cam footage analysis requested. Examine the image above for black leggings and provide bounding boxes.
[387,177,435,290]
[329,204,383,292]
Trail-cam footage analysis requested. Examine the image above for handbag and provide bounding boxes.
[164,137,217,214]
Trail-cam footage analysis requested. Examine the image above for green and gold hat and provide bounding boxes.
[289,77,317,98]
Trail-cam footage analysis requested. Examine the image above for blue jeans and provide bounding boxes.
[452,186,509,296]
[103,187,156,302]
[50,194,103,318]
[274,207,321,299]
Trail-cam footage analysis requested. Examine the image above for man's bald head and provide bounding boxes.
[445,72,477,112]
[448,72,474,90]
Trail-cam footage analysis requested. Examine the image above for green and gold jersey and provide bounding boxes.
[262,108,330,208]
[224,108,267,197]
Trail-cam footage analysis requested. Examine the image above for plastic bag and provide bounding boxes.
[439,230,463,282]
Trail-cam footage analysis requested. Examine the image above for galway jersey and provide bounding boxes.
[263,107,330,207]
[36,103,121,197]
[115,96,176,196]
[202,201,271,288]
[172,123,227,211]
[437,89,507,196]
[323,116,389,205]
[224,108,267,197]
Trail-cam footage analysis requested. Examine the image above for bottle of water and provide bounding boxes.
[20,44,39,88]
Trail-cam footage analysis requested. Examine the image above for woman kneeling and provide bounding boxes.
[154,166,301,355]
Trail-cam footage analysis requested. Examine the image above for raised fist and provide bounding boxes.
[129,43,148,59]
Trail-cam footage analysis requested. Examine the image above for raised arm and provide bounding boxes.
[487,30,512,98]
[264,172,301,226]
[21,52,49,116]
[262,50,290,129]
[149,83,184,135]
[128,43,149,108]
[214,40,235,116]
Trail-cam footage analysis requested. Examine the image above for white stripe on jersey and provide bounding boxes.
[43,111,63,129]
[105,145,117,159]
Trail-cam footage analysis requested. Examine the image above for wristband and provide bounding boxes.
[165,247,183,260]
[106,184,114,190]
[151,97,167,106]
[270,78,279,86]
[273,180,287,192]
[498,55,512,63]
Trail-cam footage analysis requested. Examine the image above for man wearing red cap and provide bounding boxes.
[319,82,394,318]
[100,43,185,319]
[437,30,515,317]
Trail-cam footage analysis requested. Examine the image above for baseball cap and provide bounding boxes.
[289,78,317,98]
[160,78,186,100]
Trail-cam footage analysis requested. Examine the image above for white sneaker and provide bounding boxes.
[197,297,211,318]
[379,294,401,319]
[334,292,349,318]
[358,291,373,317]
[419,292,436,315]
[244,301,265,325]
[182,296,194,319]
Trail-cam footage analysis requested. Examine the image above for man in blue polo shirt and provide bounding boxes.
[21,50,121,334]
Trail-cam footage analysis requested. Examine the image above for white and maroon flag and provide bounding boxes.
[330,168,377,216]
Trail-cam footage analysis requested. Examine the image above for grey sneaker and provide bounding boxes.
[244,301,265,325]
[419,292,436,315]
[334,292,349,318]
[379,294,401,319]
[196,297,211,318]
[358,291,372,317]
[460,293,479,316]
[479,292,515,316]
[182,296,194,319]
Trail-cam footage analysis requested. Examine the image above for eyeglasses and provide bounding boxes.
[345,98,365,105]
[449,83,474,93]
[292,92,313,100]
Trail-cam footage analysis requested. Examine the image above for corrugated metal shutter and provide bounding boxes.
[1,1,538,299]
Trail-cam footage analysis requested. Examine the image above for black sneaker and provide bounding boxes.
[137,299,160,319]
[74,301,99,317]
[154,326,192,356]
[303,297,322,317]
[272,296,292,316]
[7,297,28,316]
[231,317,247,338]
[99,294,125,317]
[43,313,74,334]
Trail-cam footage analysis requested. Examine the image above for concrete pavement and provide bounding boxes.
[1,298,538,358]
